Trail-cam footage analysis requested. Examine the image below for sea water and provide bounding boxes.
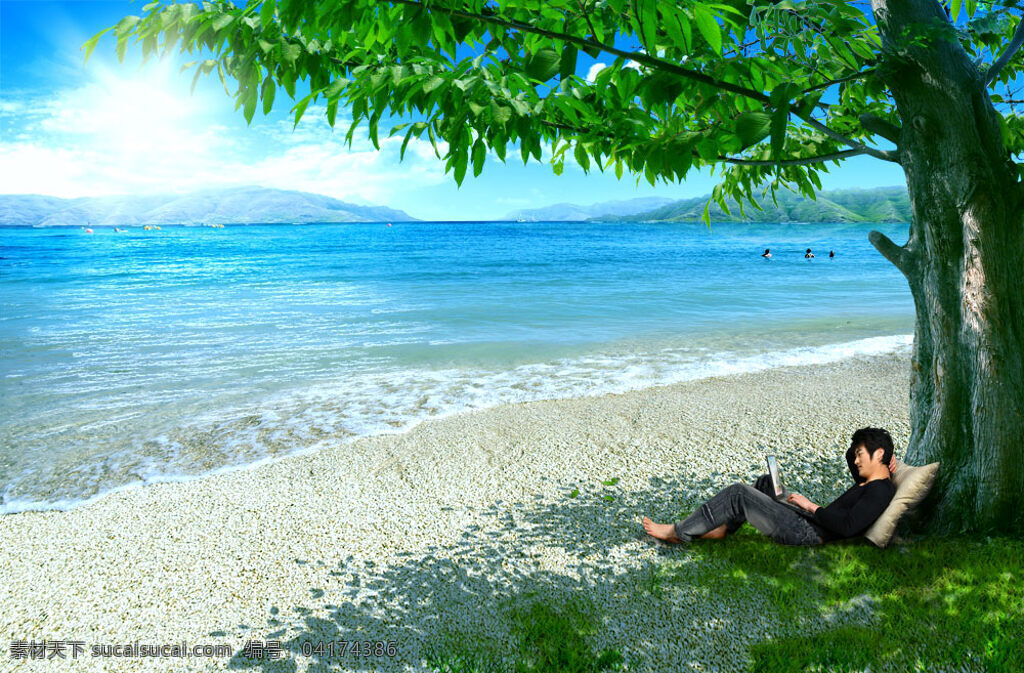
[0,219,914,513]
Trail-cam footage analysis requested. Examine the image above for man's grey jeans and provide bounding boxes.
[673,483,825,546]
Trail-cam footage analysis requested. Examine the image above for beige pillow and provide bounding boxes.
[863,461,940,548]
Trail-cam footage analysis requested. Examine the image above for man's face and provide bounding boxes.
[853,444,883,476]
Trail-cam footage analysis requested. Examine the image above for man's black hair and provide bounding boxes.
[845,427,895,483]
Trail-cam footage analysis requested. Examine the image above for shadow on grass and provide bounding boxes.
[212,449,1022,673]
[691,529,1024,673]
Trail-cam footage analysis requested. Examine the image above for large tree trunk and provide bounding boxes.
[869,0,1024,534]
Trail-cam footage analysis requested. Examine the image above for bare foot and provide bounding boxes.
[642,516,682,543]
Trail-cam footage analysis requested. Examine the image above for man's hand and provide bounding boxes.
[888,455,899,474]
[787,493,819,513]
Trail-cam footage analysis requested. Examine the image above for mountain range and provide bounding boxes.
[590,186,911,223]
[0,187,418,227]
[503,196,676,221]
[0,185,911,226]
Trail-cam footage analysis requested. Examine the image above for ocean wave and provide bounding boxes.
[0,333,913,515]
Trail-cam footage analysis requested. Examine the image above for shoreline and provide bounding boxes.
[1,350,912,672]
[1,334,914,517]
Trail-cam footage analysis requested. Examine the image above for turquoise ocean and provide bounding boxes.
[0,220,914,514]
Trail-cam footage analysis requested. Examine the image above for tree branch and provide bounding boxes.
[986,14,1024,86]
[572,0,600,47]
[795,111,901,162]
[382,0,773,104]
[536,119,866,167]
[801,68,877,95]
[869,230,914,275]
[721,149,866,166]
[859,112,902,143]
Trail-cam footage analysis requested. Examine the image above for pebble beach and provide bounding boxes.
[0,349,913,673]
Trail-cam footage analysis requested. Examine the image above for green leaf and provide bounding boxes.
[490,101,511,125]
[734,111,771,149]
[410,11,431,46]
[261,76,275,115]
[603,495,615,502]
[471,137,486,177]
[82,27,112,63]
[693,5,721,55]
[400,127,415,162]
[454,145,468,185]
[951,0,962,22]
[281,41,301,64]
[327,99,338,128]
[243,90,257,125]
[559,45,578,82]
[114,15,140,37]
[574,142,590,172]
[423,75,445,93]
[260,0,275,29]
[663,7,687,50]
[769,84,797,159]
[636,0,657,49]
[524,48,560,82]
[602,477,619,486]
[569,488,579,498]
[292,93,314,129]
[211,13,234,32]
[368,114,380,149]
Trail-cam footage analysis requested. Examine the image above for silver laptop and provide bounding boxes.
[766,455,817,519]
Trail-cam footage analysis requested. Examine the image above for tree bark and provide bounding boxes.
[870,0,1024,534]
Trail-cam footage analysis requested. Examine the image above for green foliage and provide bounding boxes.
[91,0,1024,224]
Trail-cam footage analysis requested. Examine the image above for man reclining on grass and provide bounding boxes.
[643,428,898,546]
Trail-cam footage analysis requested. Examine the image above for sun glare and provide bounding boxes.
[84,61,198,154]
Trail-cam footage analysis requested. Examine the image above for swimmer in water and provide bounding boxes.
[805,248,815,258]
[829,250,835,259]
[762,248,772,258]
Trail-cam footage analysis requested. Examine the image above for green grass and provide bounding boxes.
[424,593,624,673]
[675,527,1024,673]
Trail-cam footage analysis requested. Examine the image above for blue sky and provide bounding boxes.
[0,0,907,221]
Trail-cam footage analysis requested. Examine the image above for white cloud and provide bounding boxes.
[586,62,607,82]
[0,62,454,206]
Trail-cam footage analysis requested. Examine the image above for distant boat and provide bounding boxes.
[516,217,527,222]
[386,222,392,227]
[84,228,93,234]
[114,227,123,233]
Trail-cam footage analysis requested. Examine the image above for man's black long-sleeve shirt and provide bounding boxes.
[811,478,896,542]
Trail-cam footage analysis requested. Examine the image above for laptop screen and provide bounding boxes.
[766,455,785,497]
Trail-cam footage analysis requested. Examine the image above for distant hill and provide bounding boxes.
[590,186,911,223]
[0,187,419,226]
[504,196,675,221]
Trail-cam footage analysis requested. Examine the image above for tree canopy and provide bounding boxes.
[88,0,1024,222]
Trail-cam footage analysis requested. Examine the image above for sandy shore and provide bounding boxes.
[1,350,912,672]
